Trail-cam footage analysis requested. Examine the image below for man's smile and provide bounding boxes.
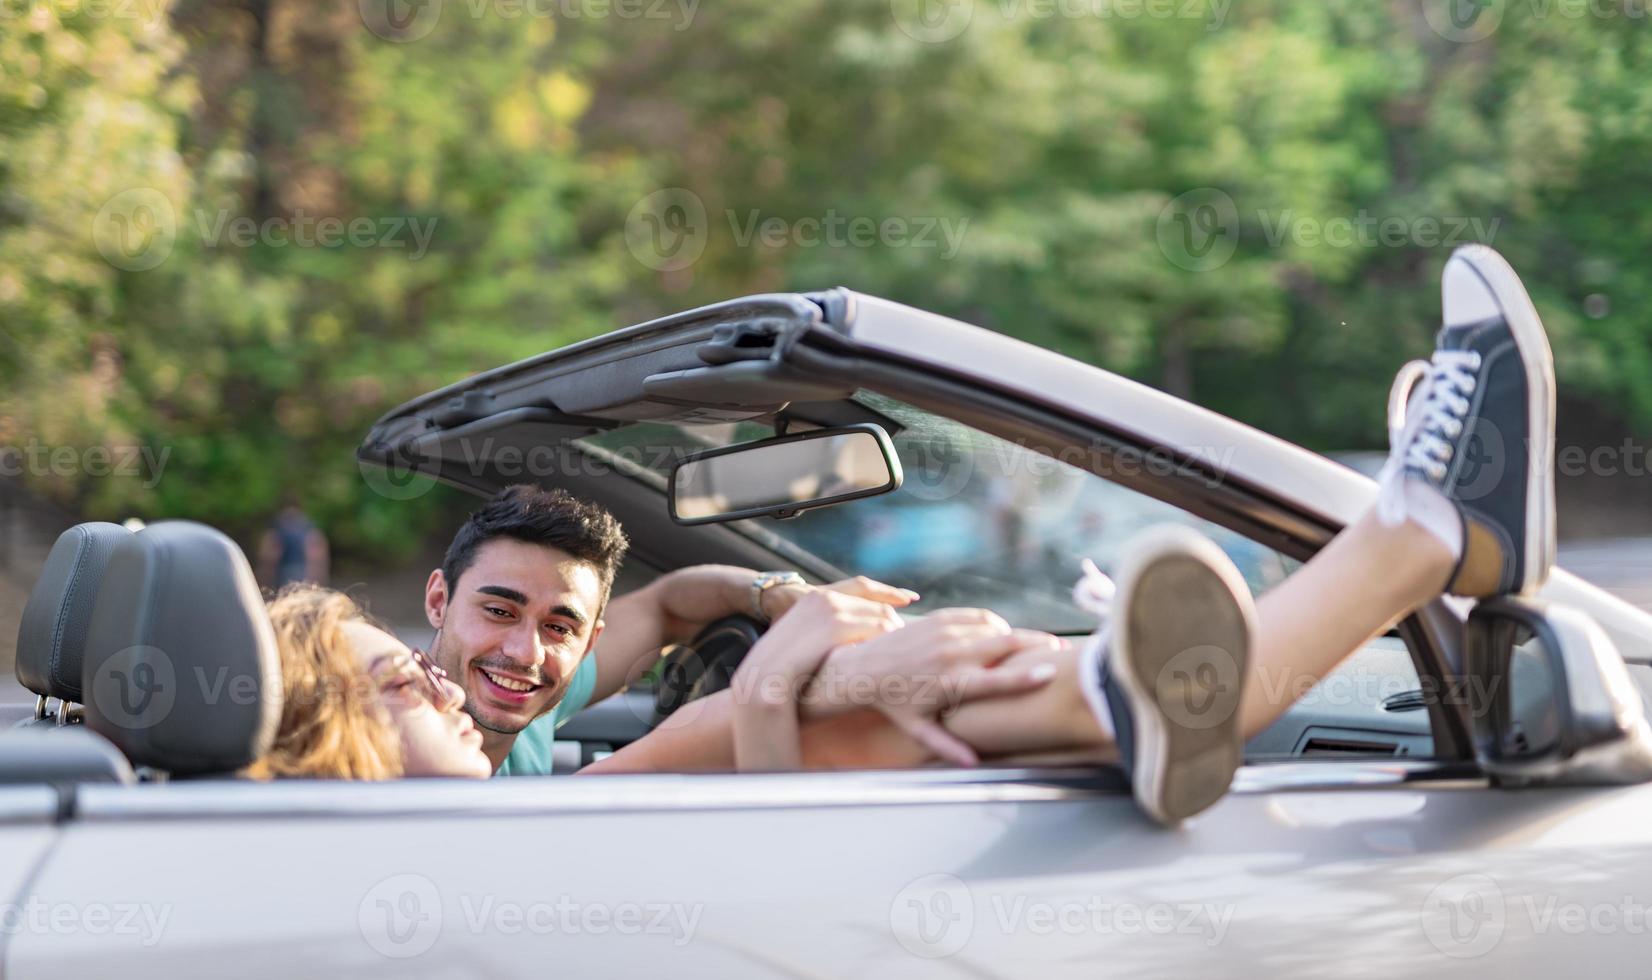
[479,668,537,693]
[471,662,555,708]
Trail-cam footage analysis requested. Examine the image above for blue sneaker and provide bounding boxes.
[1380,244,1557,597]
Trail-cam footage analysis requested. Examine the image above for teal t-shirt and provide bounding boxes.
[493,655,598,777]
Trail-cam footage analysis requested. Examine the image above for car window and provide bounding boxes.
[576,393,1440,762]
[579,392,1297,632]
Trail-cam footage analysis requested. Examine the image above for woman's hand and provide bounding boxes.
[801,609,1062,766]
[729,590,901,770]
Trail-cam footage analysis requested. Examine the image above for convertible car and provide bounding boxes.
[5,290,1652,976]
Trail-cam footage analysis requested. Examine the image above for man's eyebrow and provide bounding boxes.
[550,604,589,628]
[475,586,589,628]
[475,585,529,605]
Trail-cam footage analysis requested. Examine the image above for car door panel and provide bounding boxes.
[11,770,1652,978]
[0,788,64,975]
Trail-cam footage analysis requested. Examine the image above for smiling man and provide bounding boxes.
[423,484,916,775]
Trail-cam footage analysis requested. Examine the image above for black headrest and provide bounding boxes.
[82,521,282,776]
[16,522,132,704]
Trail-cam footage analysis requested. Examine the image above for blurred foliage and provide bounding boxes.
[1,0,1649,558]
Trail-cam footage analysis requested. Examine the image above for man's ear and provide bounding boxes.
[583,619,605,657]
[425,568,449,629]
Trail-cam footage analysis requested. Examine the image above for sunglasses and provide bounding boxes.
[381,647,463,712]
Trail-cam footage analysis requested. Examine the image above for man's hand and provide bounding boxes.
[759,575,920,624]
[802,609,1060,766]
[591,567,917,707]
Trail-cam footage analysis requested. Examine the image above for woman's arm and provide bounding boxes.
[581,694,934,774]
[939,640,1111,760]
[587,609,1100,775]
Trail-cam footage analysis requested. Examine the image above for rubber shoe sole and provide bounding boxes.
[1108,527,1255,825]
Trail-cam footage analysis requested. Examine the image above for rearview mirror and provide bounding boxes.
[1466,597,1652,787]
[669,423,902,525]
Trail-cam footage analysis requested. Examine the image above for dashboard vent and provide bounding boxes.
[1382,689,1429,713]
[1300,737,1401,757]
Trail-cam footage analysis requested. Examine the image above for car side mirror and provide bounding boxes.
[668,423,902,525]
[1465,596,1652,787]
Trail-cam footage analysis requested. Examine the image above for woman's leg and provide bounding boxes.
[1238,508,1452,737]
[939,506,1454,758]
[947,244,1556,802]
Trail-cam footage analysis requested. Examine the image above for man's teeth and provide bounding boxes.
[482,669,536,693]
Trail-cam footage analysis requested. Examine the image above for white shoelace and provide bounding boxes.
[1377,349,1482,524]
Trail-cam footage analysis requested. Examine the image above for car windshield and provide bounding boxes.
[577,392,1297,631]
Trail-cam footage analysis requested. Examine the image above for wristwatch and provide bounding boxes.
[750,570,806,624]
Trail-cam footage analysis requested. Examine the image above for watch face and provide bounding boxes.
[753,572,801,621]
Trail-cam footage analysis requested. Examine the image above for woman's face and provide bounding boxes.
[345,620,492,779]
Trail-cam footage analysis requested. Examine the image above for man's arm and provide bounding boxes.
[585,599,1061,774]
[585,566,916,705]
[580,689,932,773]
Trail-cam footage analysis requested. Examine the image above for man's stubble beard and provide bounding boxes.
[430,625,531,737]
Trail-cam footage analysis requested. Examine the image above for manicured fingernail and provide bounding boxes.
[1029,664,1058,682]
[901,589,921,601]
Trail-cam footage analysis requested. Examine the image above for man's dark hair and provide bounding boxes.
[441,485,629,608]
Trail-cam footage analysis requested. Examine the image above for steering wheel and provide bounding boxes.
[651,615,764,723]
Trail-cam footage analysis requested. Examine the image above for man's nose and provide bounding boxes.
[499,626,566,687]
[499,626,548,671]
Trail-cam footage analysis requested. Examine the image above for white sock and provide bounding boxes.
[1077,630,1116,740]
[1400,478,1464,560]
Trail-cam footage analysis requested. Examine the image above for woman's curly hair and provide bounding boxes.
[244,585,402,780]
